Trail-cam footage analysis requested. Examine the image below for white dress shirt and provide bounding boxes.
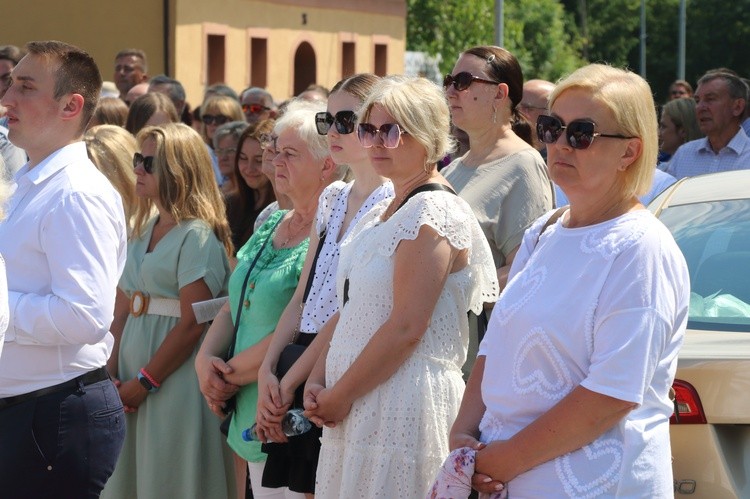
[664,128,750,180]
[0,142,127,397]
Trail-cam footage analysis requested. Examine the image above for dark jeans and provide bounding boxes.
[0,378,125,498]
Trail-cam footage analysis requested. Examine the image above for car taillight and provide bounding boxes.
[670,379,707,424]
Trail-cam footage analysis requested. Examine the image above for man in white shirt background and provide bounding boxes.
[0,40,127,497]
[665,70,750,179]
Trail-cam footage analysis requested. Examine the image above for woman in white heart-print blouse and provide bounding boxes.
[443,64,690,498]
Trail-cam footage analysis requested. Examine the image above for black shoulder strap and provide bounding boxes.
[396,183,457,212]
[227,214,283,358]
[302,230,327,304]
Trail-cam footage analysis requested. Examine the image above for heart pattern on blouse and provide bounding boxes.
[512,328,574,401]
[555,438,623,498]
[478,411,504,444]
[493,265,546,326]
[581,218,647,260]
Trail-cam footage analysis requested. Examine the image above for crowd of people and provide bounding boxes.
[0,37,747,498]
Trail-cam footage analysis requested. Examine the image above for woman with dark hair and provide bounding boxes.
[225,120,277,252]
[442,45,553,288]
[213,120,249,196]
[125,92,179,135]
[441,45,554,376]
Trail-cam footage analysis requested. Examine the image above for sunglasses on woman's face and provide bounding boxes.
[443,72,500,91]
[357,123,409,149]
[133,152,155,174]
[201,114,231,126]
[315,110,357,135]
[536,115,636,150]
[242,103,270,114]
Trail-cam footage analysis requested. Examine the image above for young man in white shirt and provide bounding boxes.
[0,40,127,497]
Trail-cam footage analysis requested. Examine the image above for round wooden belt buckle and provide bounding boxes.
[130,291,150,317]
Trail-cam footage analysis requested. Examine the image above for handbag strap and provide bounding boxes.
[342,183,457,308]
[396,183,457,212]
[534,206,567,248]
[227,214,284,358]
[291,229,327,344]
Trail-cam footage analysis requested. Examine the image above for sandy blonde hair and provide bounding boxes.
[360,75,455,165]
[84,125,138,224]
[133,123,233,255]
[200,95,244,145]
[550,64,657,198]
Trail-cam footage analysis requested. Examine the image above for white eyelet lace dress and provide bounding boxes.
[315,191,498,498]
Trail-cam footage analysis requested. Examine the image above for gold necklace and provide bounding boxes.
[382,172,432,221]
[280,212,313,247]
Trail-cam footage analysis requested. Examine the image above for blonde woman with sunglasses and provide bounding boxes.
[102,123,235,499]
[444,64,689,498]
[302,76,498,498]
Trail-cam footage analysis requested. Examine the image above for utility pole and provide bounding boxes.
[640,0,647,78]
[495,0,504,47]
[678,0,686,80]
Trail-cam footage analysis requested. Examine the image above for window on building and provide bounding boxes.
[342,42,355,79]
[250,38,268,88]
[374,43,387,77]
[207,34,225,85]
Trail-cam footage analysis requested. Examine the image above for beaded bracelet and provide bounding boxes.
[139,367,161,389]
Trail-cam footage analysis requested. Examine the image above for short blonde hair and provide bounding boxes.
[133,123,233,255]
[200,95,244,144]
[550,64,657,198]
[84,125,138,224]
[360,75,455,165]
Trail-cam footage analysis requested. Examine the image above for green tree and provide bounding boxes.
[560,0,641,66]
[407,0,582,82]
[504,0,584,80]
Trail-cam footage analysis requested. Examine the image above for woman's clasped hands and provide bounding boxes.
[303,381,352,429]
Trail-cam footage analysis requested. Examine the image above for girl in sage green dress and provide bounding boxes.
[102,123,236,499]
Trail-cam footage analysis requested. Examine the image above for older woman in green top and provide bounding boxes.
[196,99,344,498]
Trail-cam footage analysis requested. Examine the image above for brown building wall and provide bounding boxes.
[2,0,405,106]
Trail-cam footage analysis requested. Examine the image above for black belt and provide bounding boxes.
[0,366,110,410]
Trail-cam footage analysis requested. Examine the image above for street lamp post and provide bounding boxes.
[495,0,504,47]
[678,0,686,80]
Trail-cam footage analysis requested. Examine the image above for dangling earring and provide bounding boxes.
[492,104,498,124]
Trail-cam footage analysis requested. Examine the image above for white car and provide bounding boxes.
[649,170,750,498]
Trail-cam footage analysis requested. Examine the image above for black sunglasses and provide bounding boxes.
[536,115,636,150]
[443,72,500,91]
[133,152,155,174]
[315,110,357,135]
[201,114,231,126]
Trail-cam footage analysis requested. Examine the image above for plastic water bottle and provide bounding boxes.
[241,408,312,442]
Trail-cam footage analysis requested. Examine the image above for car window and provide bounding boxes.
[659,199,750,332]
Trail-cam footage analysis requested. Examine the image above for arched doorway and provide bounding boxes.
[293,42,316,96]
